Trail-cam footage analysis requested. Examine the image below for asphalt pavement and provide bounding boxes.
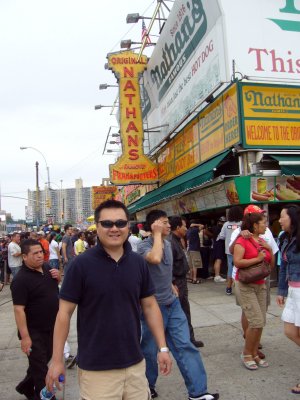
[0,278,298,400]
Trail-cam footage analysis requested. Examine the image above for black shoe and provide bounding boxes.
[15,383,34,400]
[189,393,219,400]
[150,387,158,398]
[191,340,204,348]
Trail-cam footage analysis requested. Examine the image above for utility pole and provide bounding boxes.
[35,161,40,229]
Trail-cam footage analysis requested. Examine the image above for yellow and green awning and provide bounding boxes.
[128,150,230,214]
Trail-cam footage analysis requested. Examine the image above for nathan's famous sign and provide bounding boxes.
[107,51,158,185]
[241,83,300,148]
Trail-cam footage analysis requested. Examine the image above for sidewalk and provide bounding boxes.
[0,279,298,400]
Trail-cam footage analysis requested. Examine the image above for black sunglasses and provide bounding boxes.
[98,219,128,229]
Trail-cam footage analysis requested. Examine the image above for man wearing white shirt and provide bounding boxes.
[8,232,22,278]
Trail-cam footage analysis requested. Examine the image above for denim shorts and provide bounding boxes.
[282,286,300,327]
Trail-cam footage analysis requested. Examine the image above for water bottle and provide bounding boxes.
[40,374,65,400]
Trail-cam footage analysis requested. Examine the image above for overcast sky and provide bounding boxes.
[0,0,163,219]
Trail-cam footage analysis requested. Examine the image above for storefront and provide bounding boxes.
[126,82,300,230]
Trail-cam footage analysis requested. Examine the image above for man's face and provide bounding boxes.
[177,219,187,238]
[30,232,38,240]
[13,234,21,244]
[96,208,129,250]
[23,244,44,269]
[66,227,73,236]
[157,216,171,237]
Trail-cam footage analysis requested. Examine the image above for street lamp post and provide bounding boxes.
[20,146,51,223]
[20,146,51,189]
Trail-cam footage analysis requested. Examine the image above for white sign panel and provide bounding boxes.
[220,0,300,82]
[143,0,228,150]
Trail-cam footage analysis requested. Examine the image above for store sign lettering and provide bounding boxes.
[107,51,158,185]
[150,0,207,100]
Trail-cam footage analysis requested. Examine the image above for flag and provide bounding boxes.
[141,19,151,44]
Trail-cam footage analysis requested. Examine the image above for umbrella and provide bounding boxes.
[86,215,94,222]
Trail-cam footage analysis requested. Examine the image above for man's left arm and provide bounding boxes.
[140,296,172,376]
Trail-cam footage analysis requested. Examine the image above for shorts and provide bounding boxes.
[234,276,270,308]
[236,281,267,328]
[188,251,202,269]
[78,359,150,400]
[212,240,226,261]
[281,286,300,327]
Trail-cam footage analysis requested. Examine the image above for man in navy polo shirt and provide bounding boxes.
[46,200,171,400]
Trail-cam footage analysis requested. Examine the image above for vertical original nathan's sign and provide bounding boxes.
[107,51,158,185]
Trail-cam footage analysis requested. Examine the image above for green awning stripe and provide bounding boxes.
[128,150,230,213]
[270,155,300,176]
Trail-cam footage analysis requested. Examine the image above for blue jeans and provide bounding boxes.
[141,297,207,397]
[227,254,233,279]
[10,266,20,278]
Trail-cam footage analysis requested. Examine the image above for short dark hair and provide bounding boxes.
[130,224,140,235]
[228,206,244,222]
[94,200,129,222]
[169,216,183,231]
[145,210,167,231]
[21,239,43,255]
[241,212,265,233]
[64,224,72,232]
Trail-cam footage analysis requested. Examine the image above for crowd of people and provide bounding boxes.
[1,200,300,398]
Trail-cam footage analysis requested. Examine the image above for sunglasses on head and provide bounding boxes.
[98,219,128,229]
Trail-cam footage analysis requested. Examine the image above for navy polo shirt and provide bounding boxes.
[11,263,59,331]
[60,241,155,371]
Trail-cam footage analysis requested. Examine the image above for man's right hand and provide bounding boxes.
[151,220,165,235]
[46,360,65,392]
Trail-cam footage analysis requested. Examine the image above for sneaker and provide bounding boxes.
[189,393,219,400]
[150,388,158,398]
[65,354,77,369]
[226,287,232,295]
[214,275,226,283]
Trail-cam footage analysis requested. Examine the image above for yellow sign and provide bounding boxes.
[107,51,158,185]
[242,84,300,118]
[92,186,118,210]
[245,120,300,146]
[224,85,240,147]
[242,84,300,147]
[157,142,175,183]
[199,84,239,161]
[155,83,240,182]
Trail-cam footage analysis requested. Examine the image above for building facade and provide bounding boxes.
[27,178,94,226]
